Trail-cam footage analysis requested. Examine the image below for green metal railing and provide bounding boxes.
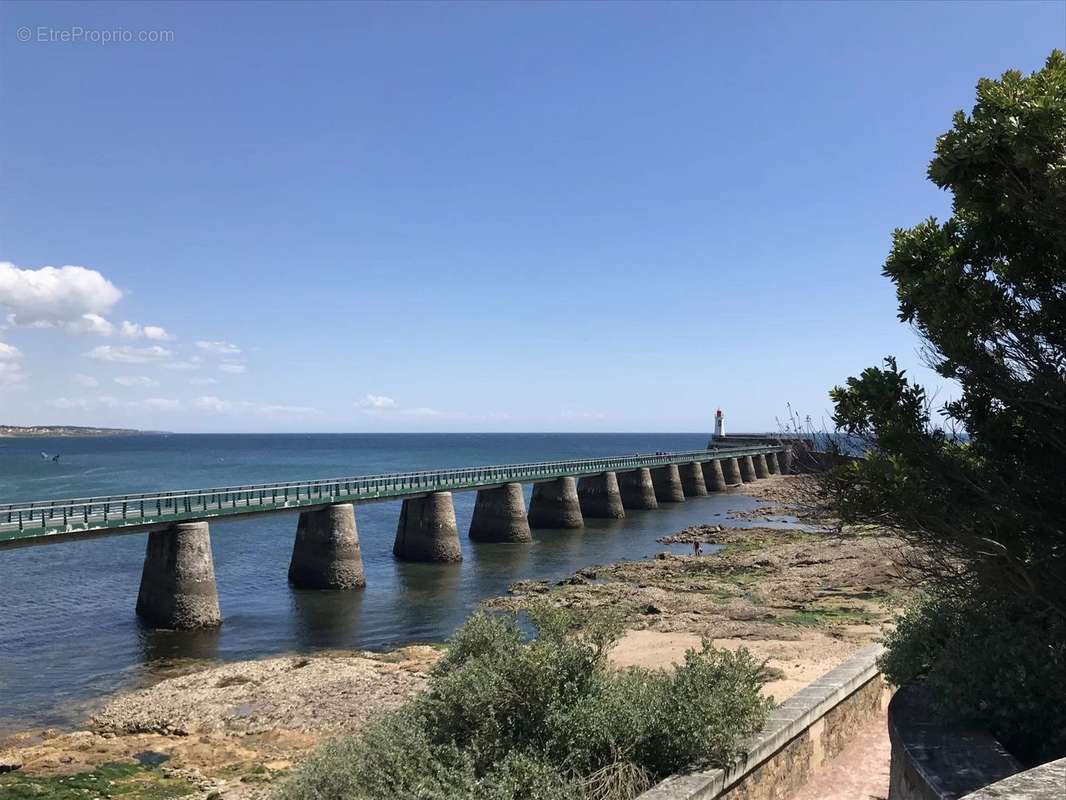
[0,445,783,546]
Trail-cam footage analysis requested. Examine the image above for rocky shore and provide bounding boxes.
[0,473,914,799]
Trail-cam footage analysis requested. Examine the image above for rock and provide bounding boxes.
[0,753,22,774]
[508,579,549,595]
[556,575,588,586]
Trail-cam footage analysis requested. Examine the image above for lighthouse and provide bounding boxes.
[714,408,725,440]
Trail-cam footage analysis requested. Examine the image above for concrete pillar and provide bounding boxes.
[765,452,779,474]
[577,472,625,519]
[651,464,686,503]
[754,453,770,479]
[288,503,366,589]
[136,522,221,629]
[778,447,793,474]
[679,461,708,497]
[469,483,532,543]
[617,468,658,510]
[739,455,757,482]
[721,457,743,486]
[393,492,462,562]
[702,459,728,492]
[528,476,584,528]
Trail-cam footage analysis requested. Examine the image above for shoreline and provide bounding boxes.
[0,475,912,798]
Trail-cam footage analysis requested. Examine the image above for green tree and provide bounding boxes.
[827,52,1066,762]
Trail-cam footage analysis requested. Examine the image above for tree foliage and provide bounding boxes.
[826,51,1066,762]
[828,51,1066,608]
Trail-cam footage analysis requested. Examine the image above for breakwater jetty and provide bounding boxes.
[1,444,791,629]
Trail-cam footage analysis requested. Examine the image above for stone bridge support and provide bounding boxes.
[577,472,625,519]
[469,483,532,543]
[778,447,793,474]
[528,477,584,528]
[136,521,222,629]
[702,459,727,492]
[739,455,758,482]
[721,457,743,486]
[765,452,779,474]
[754,453,771,479]
[616,468,658,510]
[679,462,708,497]
[393,492,462,562]
[651,464,686,503]
[288,504,366,589]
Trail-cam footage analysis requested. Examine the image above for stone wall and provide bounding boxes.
[638,644,887,800]
[960,758,1065,800]
[887,683,1023,800]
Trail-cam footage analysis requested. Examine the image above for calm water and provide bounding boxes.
[0,434,776,731]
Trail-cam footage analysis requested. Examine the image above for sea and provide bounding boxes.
[0,433,782,732]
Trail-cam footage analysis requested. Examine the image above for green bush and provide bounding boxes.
[277,606,772,800]
[880,591,1066,765]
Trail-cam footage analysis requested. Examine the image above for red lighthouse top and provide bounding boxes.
[716,408,722,417]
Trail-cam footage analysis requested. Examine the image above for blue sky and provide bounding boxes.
[1,1,1063,433]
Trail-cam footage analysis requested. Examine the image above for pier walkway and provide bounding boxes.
[0,443,791,629]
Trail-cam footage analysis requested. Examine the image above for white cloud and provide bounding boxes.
[86,344,173,364]
[356,393,442,417]
[559,408,607,421]
[196,340,241,356]
[47,396,91,410]
[0,341,24,386]
[47,395,119,410]
[73,373,99,389]
[219,362,246,374]
[120,321,172,341]
[402,407,442,418]
[134,397,182,411]
[71,313,115,336]
[358,393,397,410]
[0,262,122,329]
[161,357,202,371]
[114,375,160,388]
[258,404,322,416]
[193,395,319,417]
[189,376,217,385]
[193,395,230,413]
[46,394,179,411]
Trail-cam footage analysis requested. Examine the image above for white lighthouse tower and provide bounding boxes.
[714,408,725,440]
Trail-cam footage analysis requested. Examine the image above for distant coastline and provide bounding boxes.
[0,425,164,437]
